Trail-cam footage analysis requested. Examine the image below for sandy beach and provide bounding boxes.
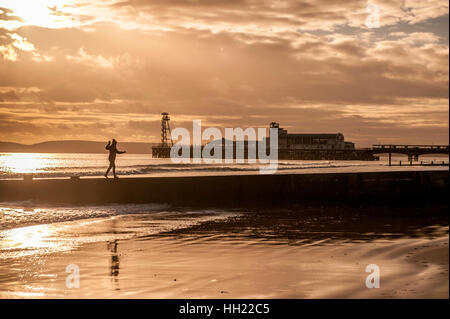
[0,206,447,299]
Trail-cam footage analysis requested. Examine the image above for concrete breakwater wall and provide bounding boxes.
[0,171,448,208]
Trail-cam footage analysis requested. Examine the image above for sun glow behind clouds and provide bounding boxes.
[0,0,80,29]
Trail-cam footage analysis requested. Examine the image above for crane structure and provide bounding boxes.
[160,112,173,147]
[152,112,173,158]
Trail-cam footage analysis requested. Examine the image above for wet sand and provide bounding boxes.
[0,207,447,299]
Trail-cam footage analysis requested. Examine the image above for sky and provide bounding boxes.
[0,0,448,146]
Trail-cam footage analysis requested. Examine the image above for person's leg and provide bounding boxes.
[113,162,117,178]
[105,162,112,177]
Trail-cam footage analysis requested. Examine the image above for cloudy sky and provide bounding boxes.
[0,0,448,146]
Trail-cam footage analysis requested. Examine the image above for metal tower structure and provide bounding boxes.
[160,112,173,147]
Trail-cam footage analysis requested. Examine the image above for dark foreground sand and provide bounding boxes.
[0,207,448,298]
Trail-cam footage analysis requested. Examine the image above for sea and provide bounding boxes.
[0,152,447,260]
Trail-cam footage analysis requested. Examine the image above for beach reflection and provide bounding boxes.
[0,224,57,258]
[107,217,120,290]
[108,240,120,290]
[0,207,447,298]
[156,206,449,244]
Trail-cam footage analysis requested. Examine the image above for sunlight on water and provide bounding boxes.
[0,206,239,259]
[0,153,54,174]
[0,224,58,258]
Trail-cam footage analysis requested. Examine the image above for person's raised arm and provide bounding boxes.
[117,149,126,154]
[105,141,111,150]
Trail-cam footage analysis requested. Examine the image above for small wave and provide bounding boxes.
[0,203,171,230]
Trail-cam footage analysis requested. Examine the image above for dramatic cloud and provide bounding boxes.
[0,0,448,145]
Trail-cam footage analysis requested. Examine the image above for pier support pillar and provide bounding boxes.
[408,154,413,165]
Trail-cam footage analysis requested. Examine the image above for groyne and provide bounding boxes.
[0,170,447,208]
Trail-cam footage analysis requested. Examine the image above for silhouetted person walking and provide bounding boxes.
[105,139,126,178]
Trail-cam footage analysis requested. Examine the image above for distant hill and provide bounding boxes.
[0,140,157,154]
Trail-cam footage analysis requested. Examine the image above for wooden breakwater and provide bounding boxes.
[0,170,447,208]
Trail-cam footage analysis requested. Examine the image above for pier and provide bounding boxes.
[153,143,449,161]
[372,145,449,166]
[151,118,449,161]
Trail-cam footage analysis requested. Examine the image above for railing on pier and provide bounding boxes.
[373,144,449,151]
[372,144,449,166]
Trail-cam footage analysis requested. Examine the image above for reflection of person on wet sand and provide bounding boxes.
[108,240,120,290]
[108,240,120,277]
[104,139,126,179]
